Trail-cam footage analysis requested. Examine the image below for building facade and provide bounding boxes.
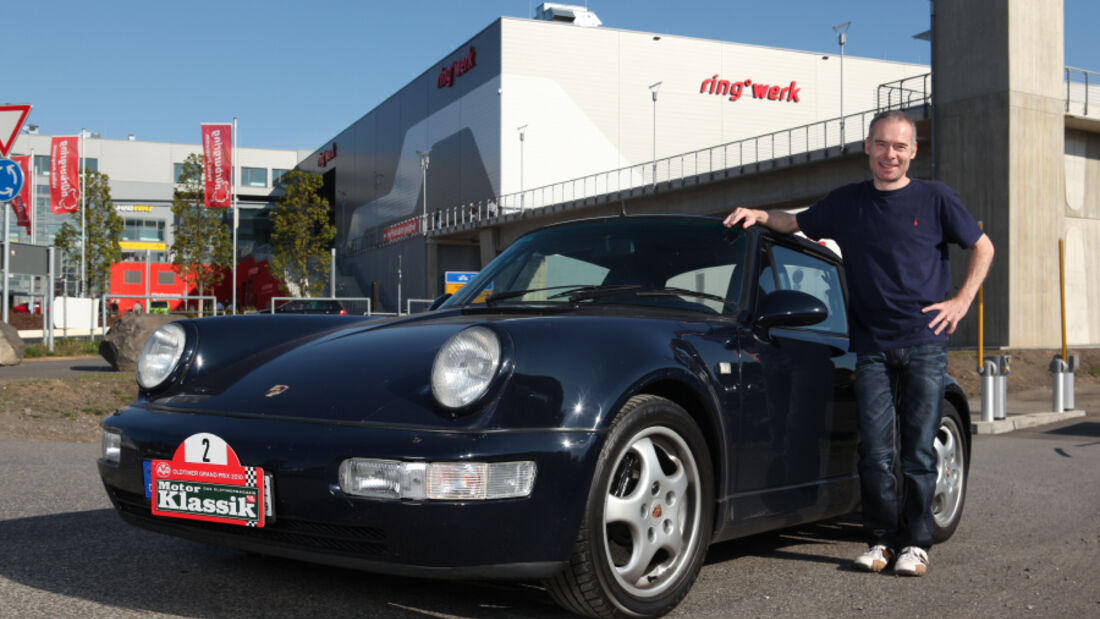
[7,132,309,301]
[295,11,928,310]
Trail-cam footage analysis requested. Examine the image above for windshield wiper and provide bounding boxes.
[485,284,618,305]
[636,287,738,309]
[485,284,643,307]
[547,284,643,305]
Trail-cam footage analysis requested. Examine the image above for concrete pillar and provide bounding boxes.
[933,0,1065,348]
[478,227,500,267]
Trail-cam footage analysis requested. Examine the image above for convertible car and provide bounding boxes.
[98,215,970,618]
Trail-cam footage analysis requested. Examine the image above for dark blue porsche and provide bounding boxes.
[98,216,970,618]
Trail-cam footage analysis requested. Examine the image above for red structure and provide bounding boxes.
[109,259,283,313]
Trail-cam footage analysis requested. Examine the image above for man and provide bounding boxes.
[724,110,994,576]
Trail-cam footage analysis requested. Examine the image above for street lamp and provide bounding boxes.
[517,125,527,207]
[416,149,430,230]
[833,21,851,149]
[649,81,662,187]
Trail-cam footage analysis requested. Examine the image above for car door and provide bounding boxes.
[735,240,859,517]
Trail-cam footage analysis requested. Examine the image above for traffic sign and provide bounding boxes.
[0,157,25,202]
[445,271,479,294]
[0,104,32,158]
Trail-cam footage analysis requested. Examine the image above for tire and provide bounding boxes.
[544,395,713,618]
[931,402,968,543]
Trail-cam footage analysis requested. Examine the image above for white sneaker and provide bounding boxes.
[894,546,929,576]
[853,544,893,572]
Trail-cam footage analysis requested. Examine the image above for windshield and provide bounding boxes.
[440,219,748,315]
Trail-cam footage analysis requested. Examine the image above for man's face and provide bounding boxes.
[864,118,917,190]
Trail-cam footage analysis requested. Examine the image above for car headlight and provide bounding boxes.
[137,323,187,390]
[431,326,501,408]
[339,458,536,501]
[101,429,121,464]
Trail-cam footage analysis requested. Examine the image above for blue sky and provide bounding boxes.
[8,1,1098,152]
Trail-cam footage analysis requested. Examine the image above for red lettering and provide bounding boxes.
[787,81,800,102]
[436,46,477,88]
[698,75,802,104]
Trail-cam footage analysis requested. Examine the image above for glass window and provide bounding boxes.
[34,155,49,175]
[173,163,184,182]
[443,219,747,315]
[123,271,142,285]
[157,271,176,286]
[123,219,165,242]
[84,158,98,173]
[241,167,267,187]
[766,244,848,335]
[272,169,289,186]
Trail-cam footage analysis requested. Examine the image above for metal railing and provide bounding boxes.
[1066,66,1099,117]
[410,106,907,235]
[877,73,932,111]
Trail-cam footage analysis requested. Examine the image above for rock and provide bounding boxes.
[99,313,177,372]
[0,322,27,366]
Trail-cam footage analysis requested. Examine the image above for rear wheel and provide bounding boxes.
[931,402,968,542]
[544,395,713,618]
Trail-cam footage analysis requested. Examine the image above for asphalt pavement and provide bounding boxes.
[0,356,115,382]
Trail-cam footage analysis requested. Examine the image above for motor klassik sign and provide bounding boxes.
[149,433,266,527]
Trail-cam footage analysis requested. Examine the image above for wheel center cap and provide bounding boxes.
[652,504,662,518]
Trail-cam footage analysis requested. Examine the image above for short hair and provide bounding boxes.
[868,110,916,142]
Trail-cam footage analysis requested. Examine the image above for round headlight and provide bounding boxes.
[431,326,502,409]
[137,323,187,389]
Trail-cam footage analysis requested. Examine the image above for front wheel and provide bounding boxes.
[545,395,713,618]
[931,402,968,542]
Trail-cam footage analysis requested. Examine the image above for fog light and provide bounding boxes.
[101,430,121,464]
[339,458,535,501]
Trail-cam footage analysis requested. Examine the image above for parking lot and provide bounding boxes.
[1,397,1097,617]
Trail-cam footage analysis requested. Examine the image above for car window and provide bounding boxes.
[665,264,740,314]
[765,244,848,335]
[442,219,747,315]
[507,253,609,302]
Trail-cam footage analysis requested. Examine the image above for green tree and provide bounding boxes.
[53,170,123,297]
[170,153,232,309]
[270,170,336,297]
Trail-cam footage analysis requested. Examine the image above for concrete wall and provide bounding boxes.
[1064,128,1100,344]
[934,0,1068,348]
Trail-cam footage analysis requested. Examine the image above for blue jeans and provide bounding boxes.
[854,344,947,551]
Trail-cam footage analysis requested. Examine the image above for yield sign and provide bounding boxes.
[0,104,32,158]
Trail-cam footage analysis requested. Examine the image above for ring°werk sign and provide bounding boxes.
[151,433,266,527]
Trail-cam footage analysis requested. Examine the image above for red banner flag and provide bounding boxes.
[10,155,31,234]
[201,123,232,208]
[49,136,80,214]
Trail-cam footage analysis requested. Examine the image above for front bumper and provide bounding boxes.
[98,405,602,579]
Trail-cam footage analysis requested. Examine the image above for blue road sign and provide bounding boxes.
[0,158,25,202]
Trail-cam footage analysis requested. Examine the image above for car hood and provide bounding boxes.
[144,308,721,431]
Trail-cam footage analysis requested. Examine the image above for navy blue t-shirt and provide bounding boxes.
[796,179,983,353]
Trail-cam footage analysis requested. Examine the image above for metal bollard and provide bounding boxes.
[1057,354,1079,411]
[1050,356,1067,413]
[979,359,998,423]
[994,355,1010,420]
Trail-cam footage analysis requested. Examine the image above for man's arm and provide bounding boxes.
[722,207,800,234]
[922,233,995,335]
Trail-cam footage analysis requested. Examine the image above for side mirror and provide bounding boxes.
[753,290,828,341]
[427,293,452,311]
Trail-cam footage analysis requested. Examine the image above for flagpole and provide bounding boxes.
[80,129,86,297]
[231,117,238,315]
[29,148,36,245]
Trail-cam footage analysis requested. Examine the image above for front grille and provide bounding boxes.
[110,487,389,556]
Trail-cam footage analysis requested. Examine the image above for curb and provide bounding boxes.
[971,410,1086,435]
